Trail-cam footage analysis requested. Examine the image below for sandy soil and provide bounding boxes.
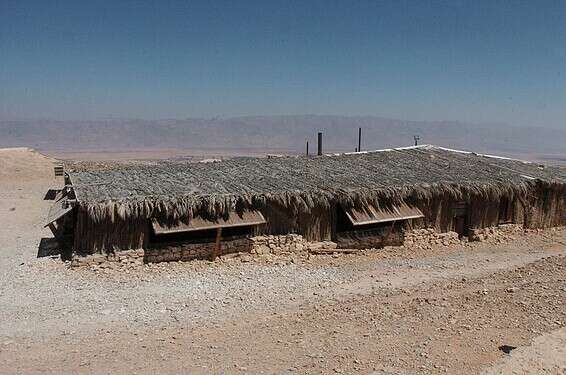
[1,148,565,374]
[483,328,566,375]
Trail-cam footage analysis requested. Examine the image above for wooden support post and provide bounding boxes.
[212,227,222,261]
[330,203,337,241]
[385,220,396,244]
[48,223,59,238]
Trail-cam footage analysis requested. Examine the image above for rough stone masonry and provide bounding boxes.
[69,224,529,267]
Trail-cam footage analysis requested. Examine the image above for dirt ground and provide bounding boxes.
[1,148,565,374]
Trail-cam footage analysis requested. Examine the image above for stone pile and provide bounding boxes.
[250,234,306,255]
[469,224,523,243]
[71,248,144,267]
[403,228,460,250]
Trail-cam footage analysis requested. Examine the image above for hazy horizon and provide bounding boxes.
[0,113,519,126]
[2,115,566,162]
[0,113,559,132]
[2,1,566,128]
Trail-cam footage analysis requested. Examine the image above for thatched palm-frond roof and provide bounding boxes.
[69,145,566,223]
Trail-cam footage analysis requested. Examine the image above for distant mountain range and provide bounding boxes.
[1,115,565,160]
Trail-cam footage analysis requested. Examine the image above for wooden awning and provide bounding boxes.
[345,202,424,226]
[152,210,266,234]
[44,197,74,227]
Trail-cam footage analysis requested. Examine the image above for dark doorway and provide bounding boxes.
[452,215,467,237]
[498,197,513,224]
[451,201,468,237]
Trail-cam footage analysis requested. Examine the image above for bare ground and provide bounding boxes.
[1,148,565,374]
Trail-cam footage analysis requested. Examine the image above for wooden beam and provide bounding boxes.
[48,222,62,240]
[211,227,222,261]
[309,248,362,255]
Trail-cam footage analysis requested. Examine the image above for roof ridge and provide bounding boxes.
[342,144,533,165]
[340,144,430,156]
[432,146,533,164]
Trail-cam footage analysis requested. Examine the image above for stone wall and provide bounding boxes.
[249,234,340,255]
[144,237,252,262]
[71,238,251,266]
[70,234,338,267]
[71,225,528,267]
[403,228,460,250]
[468,224,524,243]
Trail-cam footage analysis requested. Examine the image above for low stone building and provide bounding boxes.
[45,145,566,263]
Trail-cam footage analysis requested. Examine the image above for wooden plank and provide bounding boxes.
[44,198,74,227]
[48,223,60,239]
[345,202,424,226]
[54,165,64,177]
[309,248,362,255]
[152,210,266,234]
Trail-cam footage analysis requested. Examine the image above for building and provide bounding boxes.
[45,145,566,262]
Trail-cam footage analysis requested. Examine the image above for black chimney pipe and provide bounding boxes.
[317,132,323,155]
[358,127,362,152]
[306,141,309,156]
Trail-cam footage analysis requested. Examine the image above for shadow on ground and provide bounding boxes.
[37,237,60,258]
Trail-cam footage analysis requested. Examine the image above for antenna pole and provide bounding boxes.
[414,135,420,146]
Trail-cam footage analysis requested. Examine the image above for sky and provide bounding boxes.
[1,0,565,127]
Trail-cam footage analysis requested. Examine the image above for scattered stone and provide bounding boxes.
[469,224,523,243]
[498,345,516,354]
[404,229,460,249]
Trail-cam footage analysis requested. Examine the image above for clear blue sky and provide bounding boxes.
[1,0,565,127]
